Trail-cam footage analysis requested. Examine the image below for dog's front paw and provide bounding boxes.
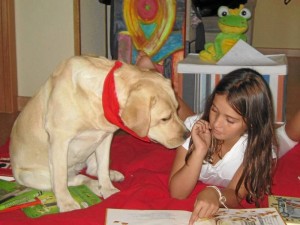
[100,187,120,199]
[109,170,125,182]
[57,196,81,212]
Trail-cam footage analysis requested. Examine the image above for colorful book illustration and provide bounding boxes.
[23,184,101,218]
[269,195,300,225]
[105,208,286,225]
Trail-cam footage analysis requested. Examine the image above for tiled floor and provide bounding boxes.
[1,57,300,146]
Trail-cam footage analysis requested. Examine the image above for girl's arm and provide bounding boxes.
[169,120,211,199]
[169,146,205,199]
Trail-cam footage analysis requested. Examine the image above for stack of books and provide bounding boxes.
[0,179,101,217]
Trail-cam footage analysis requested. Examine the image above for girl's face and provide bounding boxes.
[209,94,247,145]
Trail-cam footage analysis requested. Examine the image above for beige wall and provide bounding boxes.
[15,0,75,97]
[15,0,108,97]
[252,0,300,49]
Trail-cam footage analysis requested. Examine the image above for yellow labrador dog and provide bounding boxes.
[10,56,189,212]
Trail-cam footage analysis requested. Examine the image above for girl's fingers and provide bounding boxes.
[189,200,207,224]
[198,120,210,131]
[189,198,219,225]
[189,201,201,225]
[194,120,210,133]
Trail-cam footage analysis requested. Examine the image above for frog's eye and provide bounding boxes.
[218,6,229,18]
[240,8,251,19]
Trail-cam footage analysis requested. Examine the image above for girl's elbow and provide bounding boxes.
[168,175,191,199]
[169,188,189,200]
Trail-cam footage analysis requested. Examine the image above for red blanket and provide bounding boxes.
[0,135,299,225]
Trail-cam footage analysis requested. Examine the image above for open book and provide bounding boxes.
[269,195,300,225]
[105,208,286,225]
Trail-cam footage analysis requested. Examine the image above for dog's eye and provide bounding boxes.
[161,115,171,122]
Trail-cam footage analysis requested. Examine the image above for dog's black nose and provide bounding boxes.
[183,130,191,140]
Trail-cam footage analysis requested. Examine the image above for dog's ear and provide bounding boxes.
[121,84,156,137]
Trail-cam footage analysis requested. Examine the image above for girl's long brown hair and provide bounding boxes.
[186,68,278,206]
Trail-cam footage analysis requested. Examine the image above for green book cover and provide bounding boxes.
[0,179,24,196]
[23,184,101,218]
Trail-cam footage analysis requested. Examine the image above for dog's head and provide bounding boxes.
[119,68,190,149]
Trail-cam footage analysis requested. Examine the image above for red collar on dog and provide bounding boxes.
[102,61,150,142]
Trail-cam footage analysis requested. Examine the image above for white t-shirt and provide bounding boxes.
[182,114,298,187]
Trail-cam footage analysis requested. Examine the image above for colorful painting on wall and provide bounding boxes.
[110,0,186,96]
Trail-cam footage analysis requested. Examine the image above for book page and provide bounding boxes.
[106,209,191,225]
[198,208,286,225]
[106,208,286,225]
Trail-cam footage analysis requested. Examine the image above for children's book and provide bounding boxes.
[269,195,300,225]
[105,207,286,225]
[23,184,101,218]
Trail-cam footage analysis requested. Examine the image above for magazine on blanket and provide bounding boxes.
[105,208,286,225]
[269,195,300,225]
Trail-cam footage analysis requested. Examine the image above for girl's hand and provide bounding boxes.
[190,120,212,155]
[188,188,220,225]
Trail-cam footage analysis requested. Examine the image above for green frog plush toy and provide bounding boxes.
[199,4,252,63]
